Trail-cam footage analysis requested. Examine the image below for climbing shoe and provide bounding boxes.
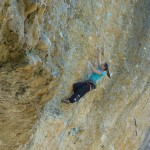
[61,99,70,104]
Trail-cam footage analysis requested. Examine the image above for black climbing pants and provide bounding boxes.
[69,80,96,103]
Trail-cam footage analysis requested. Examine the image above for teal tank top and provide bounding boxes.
[88,66,106,83]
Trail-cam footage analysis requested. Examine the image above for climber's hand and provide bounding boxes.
[87,61,92,66]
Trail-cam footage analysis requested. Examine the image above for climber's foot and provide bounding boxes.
[61,99,70,104]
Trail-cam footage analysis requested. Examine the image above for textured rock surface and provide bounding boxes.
[0,0,150,150]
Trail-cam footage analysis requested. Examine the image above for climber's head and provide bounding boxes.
[101,63,111,78]
[100,63,108,71]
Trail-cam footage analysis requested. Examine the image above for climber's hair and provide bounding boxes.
[104,63,111,78]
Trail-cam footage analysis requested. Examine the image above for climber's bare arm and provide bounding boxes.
[88,61,102,75]
[97,47,102,66]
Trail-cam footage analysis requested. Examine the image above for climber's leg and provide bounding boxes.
[69,84,90,103]
[61,81,89,104]
[73,81,87,93]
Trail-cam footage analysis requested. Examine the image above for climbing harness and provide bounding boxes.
[86,81,92,91]
[86,79,96,90]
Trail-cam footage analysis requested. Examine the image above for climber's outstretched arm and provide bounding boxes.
[97,47,102,66]
[88,61,102,75]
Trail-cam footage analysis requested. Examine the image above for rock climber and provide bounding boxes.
[61,47,110,104]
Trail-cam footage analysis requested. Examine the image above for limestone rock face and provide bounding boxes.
[36,33,51,50]
[0,0,150,150]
